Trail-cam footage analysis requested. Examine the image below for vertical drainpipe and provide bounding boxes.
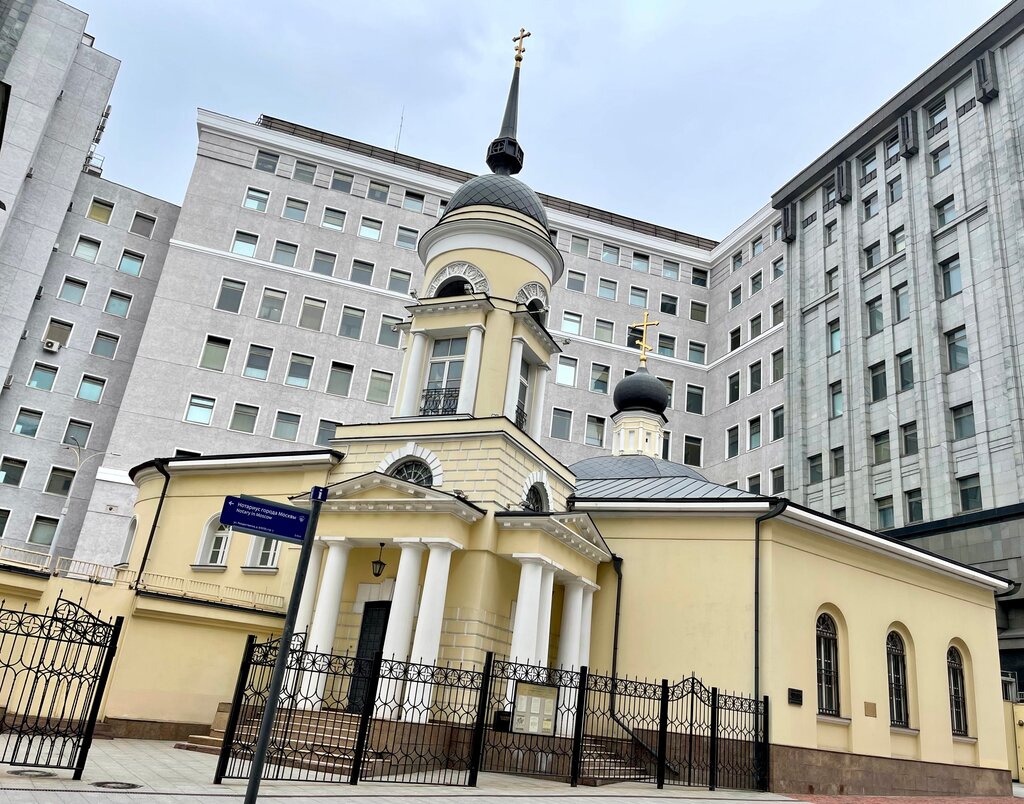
[754,499,788,704]
[135,458,170,584]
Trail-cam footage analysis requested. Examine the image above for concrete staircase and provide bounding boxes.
[579,736,653,785]
[175,702,231,755]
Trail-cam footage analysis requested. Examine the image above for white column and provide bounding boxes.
[529,365,549,440]
[295,541,326,635]
[457,325,485,415]
[503,337,526,419]
[403,541,458,722]
[381,541,425,661]
[578,585,596,668]
[300,539,351,707]
[535,564,555,667]
[508,558,543,664]
[398,331,428,416]
[557,580,584,670]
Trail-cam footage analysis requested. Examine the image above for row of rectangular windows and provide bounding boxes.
[84,197,158,238]
[24,362,108,403]
[731,222,785,271]
[547,408,705,467]
[69,234,147,278]
[183,392,347,447]
[558,235,695,282]
[0,508,62,550]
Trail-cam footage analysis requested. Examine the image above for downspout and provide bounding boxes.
[754,499,788,704]
[135,458,170,585]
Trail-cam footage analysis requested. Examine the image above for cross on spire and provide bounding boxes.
[513,28,531,67]
[630,310,660,365]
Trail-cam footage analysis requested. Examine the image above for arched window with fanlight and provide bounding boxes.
[523,483,548,512]
[816,613,840,716]
[390,459,434,487]
[196,518,231,567]
[947,646,968,736]
[886,631,909,727]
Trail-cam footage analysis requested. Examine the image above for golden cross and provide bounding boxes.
[630,310,660,365]
[513,28,531,65]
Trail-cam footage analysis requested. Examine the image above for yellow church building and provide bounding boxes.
[0,36,1015,797]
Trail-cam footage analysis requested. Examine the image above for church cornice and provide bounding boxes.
[495,512,611,563]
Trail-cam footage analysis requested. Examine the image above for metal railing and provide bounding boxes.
[136,572,286,611]
[421,387,460,416]
[515,404,528,430]
[0,543,50,570]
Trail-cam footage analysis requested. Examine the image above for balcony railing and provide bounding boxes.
[136,571,285,611]
[420,387,459,416]
[0,543,50,570]
[515,403,528,430]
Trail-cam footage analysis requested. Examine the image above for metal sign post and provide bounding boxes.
[242,485,328,804]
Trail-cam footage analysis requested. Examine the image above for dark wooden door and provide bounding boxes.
[347,600,391,712]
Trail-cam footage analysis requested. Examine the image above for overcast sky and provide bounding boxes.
[82,1,1005,240]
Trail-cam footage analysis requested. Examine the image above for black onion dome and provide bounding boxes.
[613,366,669,416]
[442,173,549,230]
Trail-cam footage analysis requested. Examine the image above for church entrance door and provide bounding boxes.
[347,600,391,712]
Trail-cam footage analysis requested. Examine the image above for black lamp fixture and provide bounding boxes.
[371,542,386,578]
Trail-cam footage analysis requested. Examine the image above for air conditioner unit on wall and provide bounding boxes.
[42,339,60,353]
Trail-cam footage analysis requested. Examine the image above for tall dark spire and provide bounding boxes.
[486,28,530,176]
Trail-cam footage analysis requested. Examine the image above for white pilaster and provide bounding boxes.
[398,331,428,416]
[529,364,549,440]
[508,557,543,664]
[556,580,585,670]
[503,337,526,419]
[578,584,596,668]
[535,564,555,666]
[457,325,485,415]
[295,541,326,635]
[381,541,425,661]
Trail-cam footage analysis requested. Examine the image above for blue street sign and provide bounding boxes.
[220,495,309,543]
[310,485,329,502]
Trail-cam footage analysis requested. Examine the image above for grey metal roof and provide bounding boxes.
[569,454,757,501]
[571,455,705,480]
[443,173,549,229]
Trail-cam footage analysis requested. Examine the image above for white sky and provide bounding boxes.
[82,0,1007,239]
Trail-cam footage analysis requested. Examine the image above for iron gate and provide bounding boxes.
[0,596,123,778]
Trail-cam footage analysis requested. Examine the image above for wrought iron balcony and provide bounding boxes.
[515,403,528,430]
[420,387,460,416]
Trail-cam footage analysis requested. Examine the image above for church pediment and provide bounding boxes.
[317,472,485,523]
[495,510,611,563]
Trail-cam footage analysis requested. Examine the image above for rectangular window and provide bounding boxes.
[58,277,87,304]
[824,267,839,293]
[566,270,586,293]
[865,242,881,270]
[727,426,739,458]
[556,356,577,386]
[216,278,245,313]
[946,326,969,371]
[285,353,314,388]
[689,301,708,323]
[750,271,763,295]
[396,226,418,249]
[730,286,742,308]
[830,381,843,418]
[952,402,976,439]
[905,489,923,524]
[185,394,215,425]
[327,362,354,396]
[749,361,762,394]
[331,171,353,193]
[888,175,903,203]
[283,197,308,222]
[691,268,708,287]
[310,249,336,277]
[732,253,743,271]
[273,411,301,440]
[77,375,105,402]
[771,466,785,494]
[941,255,962,298]
[808,454,823,484]
[594,319,614,343]
[378,315,402,348]
[833,507,847,521]
[367,181,390,203]
[74,236,100,262]
[199,336,230,371]
[13,408,41,437]
[772,257,784,280]
[339,307,365,340]
[901,421,919,456]
[861,151,877,181]
[87,198,114,224]
[749,314,762,339]
[243,345,273,380]
[898,350,914,391]
[629,287,648,307]
[658,334,676,357]
[254,150,279,172]
[626,326,643,351]
[570,235,589,257]
[831,446,845,478]
[863,193,879,219]
[293,161,316,183]
[729,327,741,351]
[727,372,740,405]
[772,301,784,326]
[749,416,761,450]
[229,403,259,434]
[403,191,424,212]
[632,252,649,273]
[437,199,448,217]
[28,364,57,391]
[91,331,118,359]
[748,475,761,494]
[873,431,891,464]
[685,384,704,415]
[771,405,784,440]
[231,231,258,258]
[366,370,393,404]
[130,212,156,238]
[958,474,982,512]
[104,291,131,318]
[824,220,837,246]
[585,415,606,447]
[322,207,346,231]
[935,196,956,227]
[866,297,883,335]
[316,420,340,447]
[118,250,144,276]
[598,278,617,300]
[257,288,286,322]
[773,222,783,242]
[932,143,951,174]
[298,297,326,331]
[45,467,75,496]
[63,419,91,448]
[660,293,678,316]
[889,227,905,255]
[590,363,610,394]
[772,349,784,382]
[0,457,26,486]
[662,260,680,280]
[601,244,619,264]
[893,284,910,322]
[271,241,298,267]
[870,362,887,402]
[561,311,582,335]
[388,269,412,294]
[752,236,764,256]
[351,260,374,285]
[688,341,706,365]
[551,408,572,440]
[683,436,702,467]
[876,496,895,529]
[28,516,58,547]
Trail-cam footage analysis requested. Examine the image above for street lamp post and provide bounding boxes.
[47,437,119,571]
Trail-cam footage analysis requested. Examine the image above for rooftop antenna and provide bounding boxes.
[394,105,405,151]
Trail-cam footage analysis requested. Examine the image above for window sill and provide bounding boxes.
[241,566,279,575]
[890,726,919,736]
[817,714,851,726]
[190,564,227,573]
[952,734,977,744]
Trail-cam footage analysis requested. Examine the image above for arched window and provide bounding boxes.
[390,459,434,487]
[197,519,231,566]
[816,613,840,716]
[947,646,968,736]
[886,631,909,727]
[117,517,138,567]
[527,298,547,327]
[435,277,473,298]
[523,483,547,512]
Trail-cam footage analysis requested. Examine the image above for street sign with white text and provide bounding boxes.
[220,495,309,543]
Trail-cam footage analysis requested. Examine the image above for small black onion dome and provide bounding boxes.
[613,366,669,416]
[442,173,549,230]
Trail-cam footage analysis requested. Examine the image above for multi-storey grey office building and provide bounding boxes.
[4,2,1024,668]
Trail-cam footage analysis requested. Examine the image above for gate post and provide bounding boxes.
[467,651,494,787]
[708,687,719,792]
[349,651,384,785]
[74,614,124,781]
[656,678,669,789]
[569,665,589,787]
[759,694,770,791]
[215,634,257,784]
